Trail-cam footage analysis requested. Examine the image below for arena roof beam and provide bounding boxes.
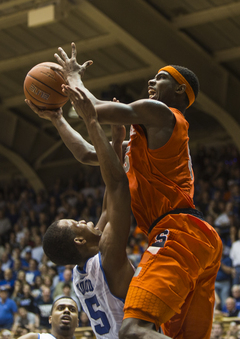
[0,34,116,72]
[172,2,240,29]
[214,46,240,62]
[0,143,45,191]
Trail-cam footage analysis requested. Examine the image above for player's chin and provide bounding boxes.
[60,324,71,331]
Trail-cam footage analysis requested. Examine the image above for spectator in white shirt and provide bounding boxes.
[230,227,240,285]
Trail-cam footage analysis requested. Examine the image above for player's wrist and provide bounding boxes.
[51,112,64,125]
[66,73,82,84]
[85,117,98,129]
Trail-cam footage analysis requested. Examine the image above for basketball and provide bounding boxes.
[23,62,69,110]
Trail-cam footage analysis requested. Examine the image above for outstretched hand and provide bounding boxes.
[62,85,97,123]
[52,42,93,82]
[25,99,63,121]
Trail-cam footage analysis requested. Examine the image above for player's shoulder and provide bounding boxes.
[18,332,39,339]
[131,98,174,123]
[132,98,169,109]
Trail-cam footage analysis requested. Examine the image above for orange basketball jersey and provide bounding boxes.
[124,108,195,235]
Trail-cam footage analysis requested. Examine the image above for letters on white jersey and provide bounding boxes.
[73,253,124,339]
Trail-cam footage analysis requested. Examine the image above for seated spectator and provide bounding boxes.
[18,228,31,252]
[226,322,239,338]
[4,243,12,258]
[33,193,46,215]
[58,266,73,282]
[31,276,43,299]
[19,283,38,315]
[38,263,49,280]
[79,311,91,328]
[35,286,53,330]
[215,245,234,310]
[0,209,11,243]
[0,268,15,295]
[11,279,23,306]
[214,201,234,230]
[11,306,36,336]
[53,282,81,312]
[232,285,240,310]
[48,266,59,290]
[225,226,238,251]
[31,235,44,263]
[42,275,54,296]
[17,270,27,285]
[1,329,13,339]
[7,203,19,227]
[224,297,240,317]
[0,238,5,260]
[13,223,25,245]
[0,286,18,330]
[8,232,17,250]
[40,253,55,269]
[25,259,40,287]
[0,251,13,272]
[210,322,224,339]
[39,224,47,240]
[230,227,240,285]
[82,330,95,339]
[237,325,240,339]
[20,248,32,271]
[12,259,23,279]
[53,267,73,299]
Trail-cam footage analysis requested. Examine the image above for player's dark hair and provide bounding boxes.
[171,65,200,102]
[43,221,81,265]
[50,296,78,315]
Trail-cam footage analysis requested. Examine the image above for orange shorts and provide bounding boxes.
[124,214,222,339]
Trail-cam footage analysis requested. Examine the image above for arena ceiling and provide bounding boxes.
[1,0,240,190]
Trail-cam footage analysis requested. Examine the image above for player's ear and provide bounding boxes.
[49,315,52,324]
[176,84,186,94]
[74,237,86,246]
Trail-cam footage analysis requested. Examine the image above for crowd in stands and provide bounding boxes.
[0,143,240,337]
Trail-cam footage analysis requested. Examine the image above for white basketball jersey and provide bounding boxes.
[73,252,125,339]
[38,334,56,339]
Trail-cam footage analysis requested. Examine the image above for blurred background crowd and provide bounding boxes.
[0,143,240,338]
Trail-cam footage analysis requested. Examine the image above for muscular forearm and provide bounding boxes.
[51,115,99,165]
[85,118,125,187]
[64,79,135,125]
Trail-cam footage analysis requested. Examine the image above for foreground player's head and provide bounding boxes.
[49,297,79,337]
[149,65,199,110]
[43,219,102,266]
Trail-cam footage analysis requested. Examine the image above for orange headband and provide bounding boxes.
[158,66,195,108]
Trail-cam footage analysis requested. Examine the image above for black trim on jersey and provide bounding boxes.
[148,208,205,234]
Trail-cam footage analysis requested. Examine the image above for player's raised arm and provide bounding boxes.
[63,86,127,190]
[66,86,134,298]
[25,99,99,166]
